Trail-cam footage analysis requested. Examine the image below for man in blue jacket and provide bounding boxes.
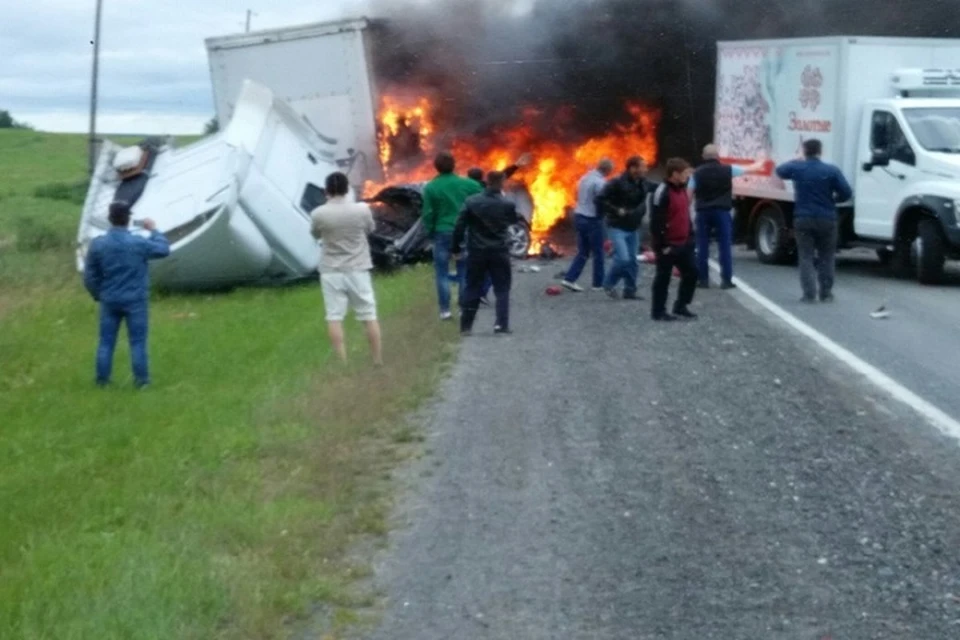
[83,201,171,387]
[776,139,853,303]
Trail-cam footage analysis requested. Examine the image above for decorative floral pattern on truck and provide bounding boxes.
[800,65,824,111]
[716,43,840,195]
[716,51,774,161]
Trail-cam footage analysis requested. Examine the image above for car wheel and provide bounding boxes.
[507,222,531,259]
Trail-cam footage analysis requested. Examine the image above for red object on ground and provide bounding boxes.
[545,285,563,296]
[604,239,613,256]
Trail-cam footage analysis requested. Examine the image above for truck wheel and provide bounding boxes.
[754,205,792,265]
[915,218,946,284]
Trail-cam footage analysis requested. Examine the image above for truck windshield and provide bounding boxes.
[903,108,960,153]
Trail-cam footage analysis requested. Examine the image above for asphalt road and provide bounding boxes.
[728,247,960,423]
[356,264,960,640]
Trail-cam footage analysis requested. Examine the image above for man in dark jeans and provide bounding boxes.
[83,200,170,387]
[597,156,657,300]
[689,144,766,289]
[422,151,483,320]
[649,158,698,321]
[465,153,532,305]
[561,158,614,292]
[453,171,520,335]
[776,139,853,303]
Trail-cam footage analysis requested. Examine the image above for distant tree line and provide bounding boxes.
[0,109,33,130]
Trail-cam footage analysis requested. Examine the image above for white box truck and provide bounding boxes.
[205,17,384,188]
[204,17,537,258]
[715,36,960,283]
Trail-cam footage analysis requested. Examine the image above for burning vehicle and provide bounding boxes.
[77,15,662,291]
[205,16,661,256]
[364,180,534,269]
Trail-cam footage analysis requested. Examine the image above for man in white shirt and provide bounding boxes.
[310,172,383,366]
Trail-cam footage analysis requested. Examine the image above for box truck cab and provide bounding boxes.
[856,91,960,281]
[716,37,960,284]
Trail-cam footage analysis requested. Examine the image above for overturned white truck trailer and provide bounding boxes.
[77,80,345,290]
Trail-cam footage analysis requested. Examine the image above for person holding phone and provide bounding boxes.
[83,200,170,388]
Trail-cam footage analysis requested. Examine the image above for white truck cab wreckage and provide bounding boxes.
[77,80,345,290]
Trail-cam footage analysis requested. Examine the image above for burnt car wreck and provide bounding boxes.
[364,182,534,270]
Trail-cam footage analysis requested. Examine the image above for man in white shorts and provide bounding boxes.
[310,171,383,366]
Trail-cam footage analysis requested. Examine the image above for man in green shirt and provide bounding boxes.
[421,151,483,320]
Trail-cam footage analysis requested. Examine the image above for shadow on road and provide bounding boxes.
[737,247,960,288]
[835,254,960,287]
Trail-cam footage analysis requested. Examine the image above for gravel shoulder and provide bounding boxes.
[358,263,960,640]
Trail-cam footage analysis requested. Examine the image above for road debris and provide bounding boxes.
[539,242,561,260]
[870,302,890,319]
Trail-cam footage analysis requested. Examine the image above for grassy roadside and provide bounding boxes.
[0,265,457,639]
[0,129,196,252]
[0,130,458,638]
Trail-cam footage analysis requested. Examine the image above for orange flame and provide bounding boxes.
[365,94,661,251]
[377,95,436,167]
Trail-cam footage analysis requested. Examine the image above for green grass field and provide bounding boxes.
[0,130,456,638]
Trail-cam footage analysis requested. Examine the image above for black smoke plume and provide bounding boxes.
[368,0,960,162]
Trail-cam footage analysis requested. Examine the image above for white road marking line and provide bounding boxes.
[709,259,960,442]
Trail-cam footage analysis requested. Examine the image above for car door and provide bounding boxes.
[855,110,918,240]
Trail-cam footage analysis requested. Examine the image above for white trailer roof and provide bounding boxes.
[205,16,374,51]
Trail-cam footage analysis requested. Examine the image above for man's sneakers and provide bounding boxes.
[440,311,454,321]
[820,293,835,303]
[652,313,677,322]
[604,287,621,300]
[673,306,698,320]
[561,280,584,292]
[494,326,512,335]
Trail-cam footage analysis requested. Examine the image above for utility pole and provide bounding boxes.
[245,9,254,33]
[88,0,104,176]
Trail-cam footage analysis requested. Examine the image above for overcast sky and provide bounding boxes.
[0,0,369,134]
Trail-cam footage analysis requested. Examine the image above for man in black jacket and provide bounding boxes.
[598,156,657,299]
[464,153,532,305]
[453,171,521,335]
[690,144,765,288]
